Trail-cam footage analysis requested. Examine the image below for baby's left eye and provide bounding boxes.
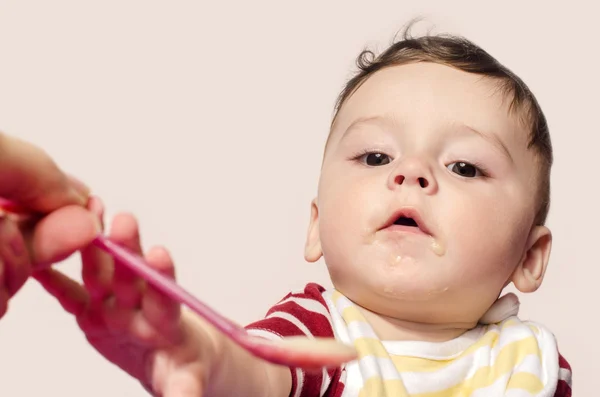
[355,152,392,166]
[447,162,482,178]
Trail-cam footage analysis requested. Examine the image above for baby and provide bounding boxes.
[35,24,572,396]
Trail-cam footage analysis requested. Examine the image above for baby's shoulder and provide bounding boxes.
[484,317,572,394]
[245,283,335,338]
[485,316,558,349]
[477,317,561,373]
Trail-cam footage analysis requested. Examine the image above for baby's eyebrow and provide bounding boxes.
[336,115,514,163]
[347,115,389,129]
[455,123,513,163]
[338,115,397,141]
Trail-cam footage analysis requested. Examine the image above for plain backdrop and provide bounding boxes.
[0,1,595,395]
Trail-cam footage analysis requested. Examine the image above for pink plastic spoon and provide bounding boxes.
[0,198,356,369]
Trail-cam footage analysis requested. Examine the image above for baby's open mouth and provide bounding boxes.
[382,209,432,236]
[394,216,419,228]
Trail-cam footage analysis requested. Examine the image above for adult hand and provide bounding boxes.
[0,132,99,318]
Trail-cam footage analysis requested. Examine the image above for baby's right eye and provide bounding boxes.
[357,152,392,166]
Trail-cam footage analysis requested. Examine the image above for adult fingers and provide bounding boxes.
[28,205,101,268]
[0,133,89,212]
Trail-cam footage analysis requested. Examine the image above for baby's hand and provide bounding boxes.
[0,216,31,317]
[34,198,214,396]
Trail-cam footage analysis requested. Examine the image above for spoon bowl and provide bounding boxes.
[0,197,357,369]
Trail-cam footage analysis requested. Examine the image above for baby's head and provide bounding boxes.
[304,24,553,328]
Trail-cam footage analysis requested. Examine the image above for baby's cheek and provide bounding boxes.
[318,196,370,271]
[454,213,526,278]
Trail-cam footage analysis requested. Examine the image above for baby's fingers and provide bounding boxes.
[163,370,205,397]
[0,286,8,318]
[109,213,146,310]
[142,246,182,344]
[0,217,31,297]
[0,261,9,318]
[34,268,89,316]
[81,196,113,301]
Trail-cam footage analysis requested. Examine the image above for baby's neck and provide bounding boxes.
[357,305,477,342]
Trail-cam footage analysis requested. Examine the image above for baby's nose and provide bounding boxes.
[388,158,437,193]
[393,174,430,188]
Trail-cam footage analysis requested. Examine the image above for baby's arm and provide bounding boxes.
[244,283,340,397]
[179,282,337,397]
[35,210,294,397]
[553,352,572,397]
[182,310,292,397]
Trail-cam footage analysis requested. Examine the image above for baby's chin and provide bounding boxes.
[343,275,503,325]
[333,271,453,306]
[338,286,450,325]
[328,253,451,294]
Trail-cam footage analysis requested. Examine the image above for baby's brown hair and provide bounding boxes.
[330,21,552,225]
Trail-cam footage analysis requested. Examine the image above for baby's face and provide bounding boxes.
[305,62,551,325]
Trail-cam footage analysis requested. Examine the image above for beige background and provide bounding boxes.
[0,1,595,395]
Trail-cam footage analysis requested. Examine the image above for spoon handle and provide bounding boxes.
[0,197,358,369]
[92,235,245,337]
[0,197,245,337]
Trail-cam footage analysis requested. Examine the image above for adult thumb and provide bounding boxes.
[0,133,90,212]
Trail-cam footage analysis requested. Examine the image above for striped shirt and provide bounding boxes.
[245,283,572,397]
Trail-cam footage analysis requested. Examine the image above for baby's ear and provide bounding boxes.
[511,225,552,293]
[304,198,323,263]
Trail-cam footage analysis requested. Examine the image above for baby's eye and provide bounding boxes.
[358,152,392,166]
[447,162,482,178]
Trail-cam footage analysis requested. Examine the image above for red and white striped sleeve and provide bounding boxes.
[553,352,572,397]
[245,283,341,397]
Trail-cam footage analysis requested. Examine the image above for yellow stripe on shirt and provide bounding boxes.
[408,337,543,396]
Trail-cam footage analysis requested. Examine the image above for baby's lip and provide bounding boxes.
[381,207,433,236]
